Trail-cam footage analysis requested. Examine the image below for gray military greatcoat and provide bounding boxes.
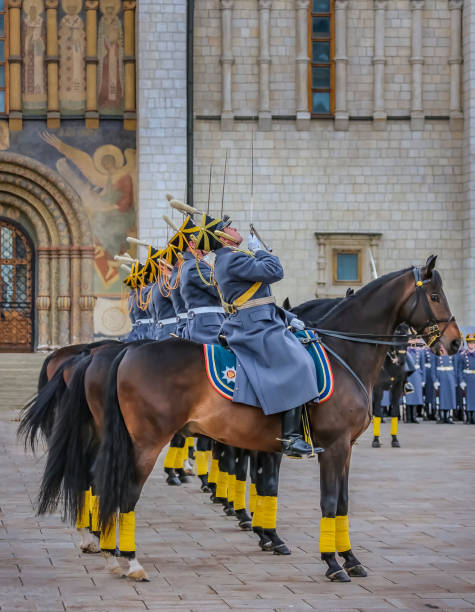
[126,285,154,341]
[179,251,224,344]
[170,264,187,337]
[148,281,177,340]
[213,247,319,415]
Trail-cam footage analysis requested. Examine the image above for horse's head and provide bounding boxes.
[400,255,461,355]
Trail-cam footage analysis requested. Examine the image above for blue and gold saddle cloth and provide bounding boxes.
[203,329,334,403]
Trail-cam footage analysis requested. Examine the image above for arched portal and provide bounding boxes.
[0,218,35,351]
[0,153,95,350]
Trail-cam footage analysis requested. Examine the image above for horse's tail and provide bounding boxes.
[18,355,79,452]
[95,347,137,530]
[37,354,95,522]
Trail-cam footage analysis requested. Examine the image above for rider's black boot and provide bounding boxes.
[280,406,323,457]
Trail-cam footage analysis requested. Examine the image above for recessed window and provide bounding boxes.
[333,250,361,284]
[308,0,333,116]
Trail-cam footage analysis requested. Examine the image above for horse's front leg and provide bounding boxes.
[319,441,351,582]
[252,451,290,555]
[336,453,367,578]
[233,449,252,529]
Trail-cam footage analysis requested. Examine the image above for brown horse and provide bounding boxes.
[93,256,460,582]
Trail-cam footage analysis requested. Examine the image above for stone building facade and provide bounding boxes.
[139,0,474,328]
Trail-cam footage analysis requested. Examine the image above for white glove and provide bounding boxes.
[248,232,264,252]
[460,381,467,390]
[290,317,306,331]
[434,381,440,389]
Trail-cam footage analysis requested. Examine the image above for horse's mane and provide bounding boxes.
[318,267,414,325]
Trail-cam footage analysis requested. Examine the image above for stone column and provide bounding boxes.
[45,0,60,128]
[372,0,387,130]
[220,0,234,131]
[258,0,272,131]
[56,247,71,346]
[49,248,59,348]
[295,0,310,131]
[70,247,81,344]
[410,0,424,130]
[79,246,95,342]
[8,0,22,130]
[123,1,137,131]
[85,0,99,129]
[334,0,349,131]
[449,0,464,130]
[36,248,52,349]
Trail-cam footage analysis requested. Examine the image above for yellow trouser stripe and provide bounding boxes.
[163,446,178,469]
[319,517,336,553]
[91,494,100,532]
[249,483,257,514]
[390,417,398,436]
[195,450,209,476]
[227,474,236,503]
[119,511,135,553]
[76,488,91,529]
[100,515,117,550]
[216,469,228,498]
[208,458,219,484]
[260,496,277,529]
[373,416,381,437]
[252,495,264,528]
[233,479,246,511]
[335,515,351,553]
[173,446,187,469]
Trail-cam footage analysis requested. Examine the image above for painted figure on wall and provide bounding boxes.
[97,0,124,114]
[59,0,86,114]
[40,131,136,290]
[22,0,47,113]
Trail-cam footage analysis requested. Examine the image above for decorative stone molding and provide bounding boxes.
[258,0,272,131]
[8,0,22,130]
[410,0,425,131]
[57,296,72,311]
[334,0,349,131]
[295,0,310,130]
[449,0,463,130]
[86,0,99,128]
[123,0,137,131]
[79,296,97,311]
[46,0,60,128]
[220,0,234,131]
[36,296,51,310]
[372,0,387,130]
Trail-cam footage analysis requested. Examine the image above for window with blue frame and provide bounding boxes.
[309,0,333,116]
[333,250,361,284]
[0,0,7,114]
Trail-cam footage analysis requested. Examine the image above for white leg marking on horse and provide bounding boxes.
[78,528,100,553]
[103,551,124,576]
[127,557,149,582]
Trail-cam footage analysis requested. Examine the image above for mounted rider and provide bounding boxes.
[209,222,323,458]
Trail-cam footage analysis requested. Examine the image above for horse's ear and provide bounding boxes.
[345,288,354,297]
[425,254,437,278]
[282,297,291,310]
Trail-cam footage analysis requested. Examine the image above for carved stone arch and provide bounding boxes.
[0,154,95,349]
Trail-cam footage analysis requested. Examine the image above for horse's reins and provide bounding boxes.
[304,266,456,401]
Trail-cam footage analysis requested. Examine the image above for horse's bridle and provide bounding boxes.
[405,267,455,347]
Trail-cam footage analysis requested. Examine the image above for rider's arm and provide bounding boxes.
[227,250,284,284]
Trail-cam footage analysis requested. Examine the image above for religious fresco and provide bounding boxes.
[59,0,86,114]
[22,0,47,114]
[97,0,124,115]
[7,121,136,299]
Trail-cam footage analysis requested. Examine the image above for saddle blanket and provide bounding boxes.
[203,329,334,404]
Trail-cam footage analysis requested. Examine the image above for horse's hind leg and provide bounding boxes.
[76,488,100,553]
[233,449,252,530]
[252,451,290,555]
[336,457,367,578]
[319,442,351,582]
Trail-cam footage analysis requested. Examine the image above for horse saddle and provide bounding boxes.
[204,329,334,403]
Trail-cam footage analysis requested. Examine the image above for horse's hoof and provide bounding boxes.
[272,543,291,555]
[371,437,381,448]
[127,569,150,582]
[344,563,367,577]
[111,566,126,577]
[200,484,212,493]
[326,568,351,582]
[224,505,236,517]
[80,542,100,554]
[166,475,181,486]
[238,519,252,530]
[391,437,401,448]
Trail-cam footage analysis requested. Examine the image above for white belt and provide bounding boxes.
[156,317,177,328]
[177,313,188,320]
[414,365,420,369]
[134,318,153,326]
[188,306,224,317]
[437,367,453,371]
[463,369,475,374]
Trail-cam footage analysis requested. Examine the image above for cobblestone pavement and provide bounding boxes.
[1,409,475,612]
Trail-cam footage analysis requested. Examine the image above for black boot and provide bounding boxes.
[199,474,211,493]
[471,412,475,425]
[280,407,323,458]
[409,406,419,423]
